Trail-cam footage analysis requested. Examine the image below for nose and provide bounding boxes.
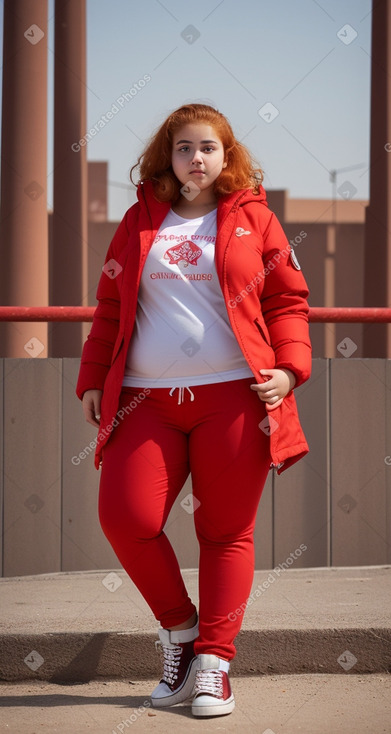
[191,149,203,164]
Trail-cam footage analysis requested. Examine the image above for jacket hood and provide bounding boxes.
[137,179,269,221]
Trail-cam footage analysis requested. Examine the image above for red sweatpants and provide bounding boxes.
[98,377,271,660]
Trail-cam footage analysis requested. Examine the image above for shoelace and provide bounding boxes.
[193,669,223,697]
[155,641,182,685]
[169,386,195,405]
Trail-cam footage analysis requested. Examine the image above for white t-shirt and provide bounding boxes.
[122,207,253,387]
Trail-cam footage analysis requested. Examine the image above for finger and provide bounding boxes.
[266,396,283,410]
[259,369,275,379]
[91,404,101,425]
[251,380,276,390]
[256,391,281,404]
[264,394,280,404]
[251,382,277,394]
[252,390,267,402]
[87,415,100,428]
[84,405,100,427]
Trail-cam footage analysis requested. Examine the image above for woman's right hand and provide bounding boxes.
[82,389,103,428]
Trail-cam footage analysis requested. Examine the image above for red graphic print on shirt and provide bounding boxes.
[164,240,202,267]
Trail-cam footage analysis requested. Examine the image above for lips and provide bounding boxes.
[190,171,205,175]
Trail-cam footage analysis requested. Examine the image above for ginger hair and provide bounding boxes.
[130,103,264,202]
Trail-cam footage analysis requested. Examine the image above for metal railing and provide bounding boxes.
[0,307,391,322]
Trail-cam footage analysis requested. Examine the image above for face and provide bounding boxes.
[171,123,227,197]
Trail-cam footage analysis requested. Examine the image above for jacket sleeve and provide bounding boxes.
[75,209,132,400]
[260,212,312,387]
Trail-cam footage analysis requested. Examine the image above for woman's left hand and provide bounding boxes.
[250,368,296,410]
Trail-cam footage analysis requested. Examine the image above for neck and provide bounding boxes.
[175,186,218,207]
[172,196,218,218]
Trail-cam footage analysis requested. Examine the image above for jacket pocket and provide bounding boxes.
[254,314,272,346]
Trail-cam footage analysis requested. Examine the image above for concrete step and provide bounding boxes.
[0,566,390,682]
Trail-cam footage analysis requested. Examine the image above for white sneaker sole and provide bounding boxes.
[192,694,235,717]
[150,657,198,707]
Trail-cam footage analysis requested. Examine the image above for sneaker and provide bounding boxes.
[150,621,199,707]
[191,654,235,717]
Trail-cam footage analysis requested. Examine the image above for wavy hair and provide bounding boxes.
[130,103,264,201]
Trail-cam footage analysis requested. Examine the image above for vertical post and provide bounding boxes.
[50,0,88,356]
[0,0,48,358]
[324,225,336,357]
[364,0,391,357]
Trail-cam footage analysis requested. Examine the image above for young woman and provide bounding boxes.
[76,103,312,718]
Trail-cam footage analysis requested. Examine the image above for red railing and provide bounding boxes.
[0,306,391,322]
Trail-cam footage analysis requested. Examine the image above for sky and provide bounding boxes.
[3,0,373,221]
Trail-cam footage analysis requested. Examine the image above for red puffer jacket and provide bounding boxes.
[76,180,312,473]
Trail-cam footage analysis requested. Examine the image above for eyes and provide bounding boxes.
[177,145,215,154]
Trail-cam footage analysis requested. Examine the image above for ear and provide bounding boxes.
[222,161,228,168]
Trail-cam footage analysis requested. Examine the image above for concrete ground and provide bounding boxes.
[0,675,390,734]
[0,565,390,732]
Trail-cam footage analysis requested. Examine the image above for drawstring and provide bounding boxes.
[169,386,195,405]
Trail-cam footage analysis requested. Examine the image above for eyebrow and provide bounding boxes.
[175,139,218,144]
